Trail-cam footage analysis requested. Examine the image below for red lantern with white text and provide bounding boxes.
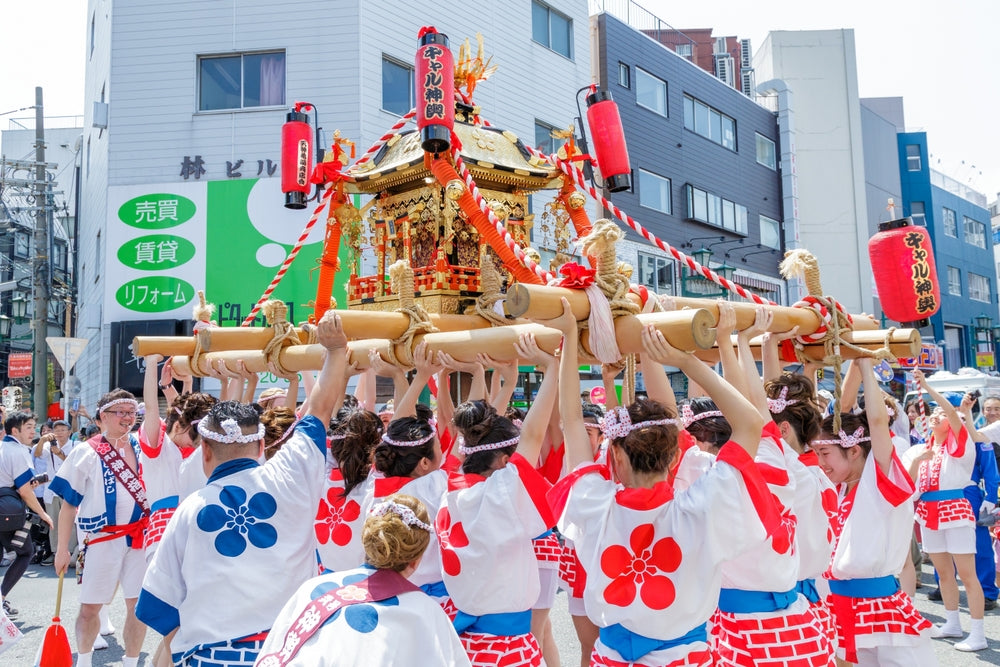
[281,104,313,209]
[415,27,454,154]
[868,218,940,326]
[585,89,631,192]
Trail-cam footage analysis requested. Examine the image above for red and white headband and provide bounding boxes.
[680,404,724,429]
[601,406,679,440]
[459,434,519,455]
[381,430,434,448]
[767,386,799,414]
[99,398,139,414]
[368,500,431,532]
[813,426,870,449]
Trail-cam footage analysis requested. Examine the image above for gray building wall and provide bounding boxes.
[593,13,784,290]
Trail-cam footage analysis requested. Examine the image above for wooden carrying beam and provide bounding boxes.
[691,328,921,364]
[504,283,879,336]
[168,308,715,376]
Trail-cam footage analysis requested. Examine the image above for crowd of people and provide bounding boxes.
[0,302,995,666]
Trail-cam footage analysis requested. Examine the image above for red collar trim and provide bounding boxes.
[615,480,674,510]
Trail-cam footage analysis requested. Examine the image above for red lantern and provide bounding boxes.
[415,27,454,154]
[868,218,941,325]
[281,104,314,210]
[585,89,631,192]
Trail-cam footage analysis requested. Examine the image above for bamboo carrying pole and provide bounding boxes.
[505,283,879,335]
[131,313,498,358]
[691,328,921,364]
[168,309,715,376]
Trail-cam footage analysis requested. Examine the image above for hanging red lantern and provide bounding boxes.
[585,89,631,192]
[415,27,454,154]
[281,103,314,209]
[868,218,941,325]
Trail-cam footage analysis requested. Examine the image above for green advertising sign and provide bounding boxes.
[115,276,196,313]
[116,234,196,271]
[118,193,196,229]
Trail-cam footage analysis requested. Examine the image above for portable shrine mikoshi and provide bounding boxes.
[132,29,925,405]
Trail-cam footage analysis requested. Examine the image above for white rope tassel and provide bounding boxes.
[584,283,622,364]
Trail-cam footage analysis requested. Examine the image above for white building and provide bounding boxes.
[754,30,873,314]
[77,0,591,405]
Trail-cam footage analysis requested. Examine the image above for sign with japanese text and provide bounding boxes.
[977,352,995,368]
[7,353,32,379]
[897,342,943,370]
[105,178,350,325]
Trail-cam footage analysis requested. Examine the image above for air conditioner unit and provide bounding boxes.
[740,39,753,68]
[742,71,755,98]
[715,55,735,88]
[92,102,108,130]
[714,36,728,55]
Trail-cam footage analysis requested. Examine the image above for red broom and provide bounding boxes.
[38,572,73,667]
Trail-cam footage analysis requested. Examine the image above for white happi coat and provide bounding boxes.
[785,448,836,582]
[49,433,145,539]
[436,453,552,616]
[315,468,374,573]
[362,469,448,588]
[257,566,471,667]
[561,442,767,658]
[136,416,327,657]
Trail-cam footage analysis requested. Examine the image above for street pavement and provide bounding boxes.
[2,558,999,665]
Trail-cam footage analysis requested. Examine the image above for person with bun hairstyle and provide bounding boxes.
[315,407,381,572]
[811,359,936,666]
[363,342,455,616]
[437,333,558,667]
[550,297,782,667]
[258,494,470,667]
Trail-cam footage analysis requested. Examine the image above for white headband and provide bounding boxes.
[600,406,679,440]
[329,432,348,441]
[459,434,519,455]
[381,431,435,448]
[99,398,139,414]
[197,417,265,444]
[813,427,871,449]
[680,404,724,429]
[767,386,799,414]
[368,500,431,532]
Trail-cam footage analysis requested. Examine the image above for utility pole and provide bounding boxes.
[32,87,48,418]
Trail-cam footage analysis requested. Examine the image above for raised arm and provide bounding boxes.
[394,342,443,419]
[716,301,746,397]
[601,360,624,410]
[736,307,773,422]
[512,334,558,466]
[159,358,180,406]
[838,361,862,414]
[143,354,164,448]
[639,347,676,415]
[914,369,964,436]
[761,327,799,383]
[369,349,410,406]
[481,355,518,414]
[305,311,348,425]
[438,353,487,402]
[549,299,591,471]
[858,358,893,473]
[643,326,763,457]
[435,369,455,438]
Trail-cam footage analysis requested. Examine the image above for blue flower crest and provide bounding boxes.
[196,485,278,557]
[309,572,398,633]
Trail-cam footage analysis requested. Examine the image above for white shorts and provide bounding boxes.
[922,524,976,555]
[854,639,938,667]
[567,591,587,617]
[80,535,147,604]
[532,568,558,610]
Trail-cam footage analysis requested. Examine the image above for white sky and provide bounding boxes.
[2,0,997,201]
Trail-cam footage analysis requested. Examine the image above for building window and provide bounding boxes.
[969,272,991,302]
[947,266,962,296]
[534,120,566,156]
[964,216,987,249]
[198,52,285,111]
[531,1,572,58]
[638,169,671,214]
[755,133,776,170]
[905,144,921,171]
[14,232,29,258]
[683,95,736,151]
[382,57,414,116]
[685,184,747,234]
[637,252,674,295]
[635,68,667,116]
[942,207,957,237]
[760,215,781,248]
[54,242,68,273]
[910,201,925,227]
[675,43,692,60]
[618,62,630,89]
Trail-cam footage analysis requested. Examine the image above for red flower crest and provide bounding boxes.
[435,507,469,576]
[557,262,596,289]
[599,524,682,610]
[314,488,361,546]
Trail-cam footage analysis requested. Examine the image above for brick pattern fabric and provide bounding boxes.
[712,606,835,667]
[460,632,543,667]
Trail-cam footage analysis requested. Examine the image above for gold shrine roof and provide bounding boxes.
[346,120,562,194]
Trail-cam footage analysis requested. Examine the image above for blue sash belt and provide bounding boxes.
[920,489,965,502]
[717,587,798,613]
[420,580,449,598]
[795,578,821,604]
[150,495,179,512]
[599,622,707,662]
[453,609,531,637]
[828,575,899,599]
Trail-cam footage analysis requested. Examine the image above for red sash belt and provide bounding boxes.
[88,516,149,550]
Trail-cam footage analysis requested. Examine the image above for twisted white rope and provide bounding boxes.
[197,418,265,444]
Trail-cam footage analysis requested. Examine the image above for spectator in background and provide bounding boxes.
[37,420,78,565]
